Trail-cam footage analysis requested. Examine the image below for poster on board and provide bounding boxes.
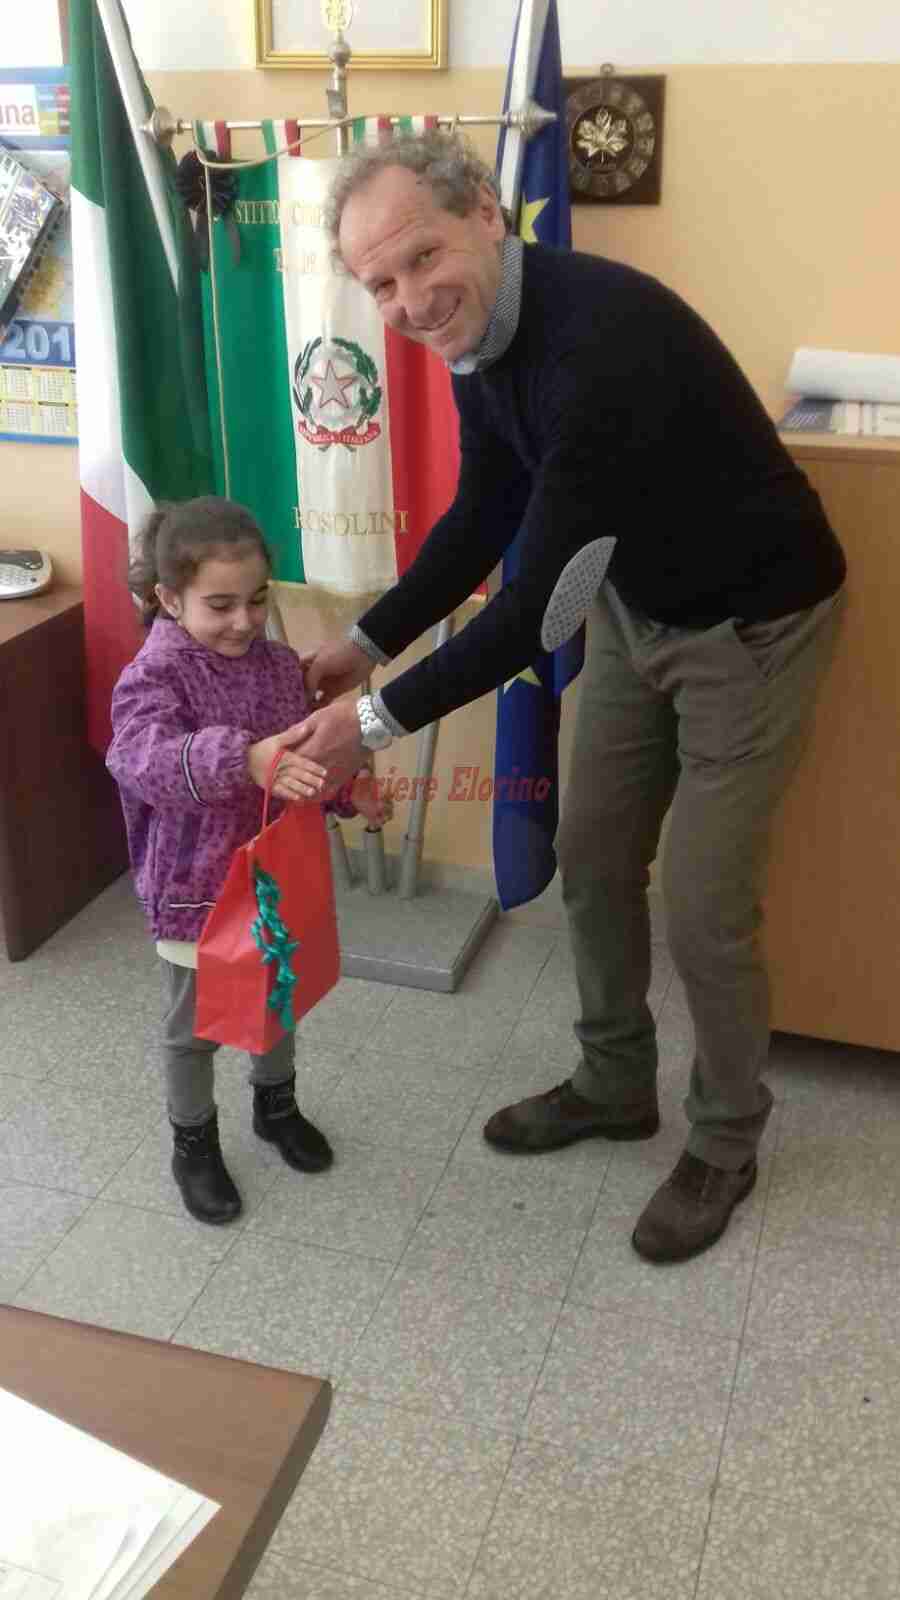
[0,67,76,444]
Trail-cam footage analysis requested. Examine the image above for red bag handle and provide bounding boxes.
[261,748,288,831]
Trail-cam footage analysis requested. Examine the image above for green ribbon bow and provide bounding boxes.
[251,866,300,1030]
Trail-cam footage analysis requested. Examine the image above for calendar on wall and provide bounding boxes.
[0,67,76,444]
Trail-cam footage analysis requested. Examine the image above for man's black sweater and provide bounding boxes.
[360,244,846,735]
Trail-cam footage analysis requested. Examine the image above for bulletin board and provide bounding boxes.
[0,67,77,444]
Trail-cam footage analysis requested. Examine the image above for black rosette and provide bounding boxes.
[175,149,240,268]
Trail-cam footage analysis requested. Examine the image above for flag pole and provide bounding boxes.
[94,0,179,287]
[397,616,455,900]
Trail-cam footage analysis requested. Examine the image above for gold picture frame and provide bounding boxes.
[255,0,448,71]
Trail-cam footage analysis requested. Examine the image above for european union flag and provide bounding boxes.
[492,0,585,910]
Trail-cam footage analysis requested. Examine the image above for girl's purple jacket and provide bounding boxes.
[107,618,354,941]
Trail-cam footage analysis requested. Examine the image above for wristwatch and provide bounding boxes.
[356,694,393,751]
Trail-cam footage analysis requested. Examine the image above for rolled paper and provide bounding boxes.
[787,348,900,405]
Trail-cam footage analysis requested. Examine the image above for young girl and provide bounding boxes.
[107,496,389,1225]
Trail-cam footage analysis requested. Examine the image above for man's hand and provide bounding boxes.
[247,727,327,802]
[299,639,373,706]
[288,699,365,785]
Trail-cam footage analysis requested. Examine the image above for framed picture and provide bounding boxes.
[256,0,448,70]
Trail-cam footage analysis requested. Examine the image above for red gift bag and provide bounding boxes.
[195,755,340,1054]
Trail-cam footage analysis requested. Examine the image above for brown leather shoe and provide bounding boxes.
[483,1079,659,1154]
[631,1150,757,1264]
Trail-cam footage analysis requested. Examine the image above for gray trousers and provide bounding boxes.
[556,582,843,1170]
[161,961,295,1126]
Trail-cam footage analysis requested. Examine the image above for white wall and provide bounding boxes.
[119,0,900,73]
[5,1,63,66]
[6,0,899,75]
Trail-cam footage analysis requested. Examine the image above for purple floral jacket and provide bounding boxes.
[107,618,354,941]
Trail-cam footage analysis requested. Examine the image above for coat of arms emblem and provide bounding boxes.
[292,336,383,451]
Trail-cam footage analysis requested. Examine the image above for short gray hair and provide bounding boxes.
[324,128,504,265]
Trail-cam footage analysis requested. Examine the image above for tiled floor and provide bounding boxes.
[3,874,900,1598]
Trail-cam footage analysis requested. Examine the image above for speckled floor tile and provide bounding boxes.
[321,1047,489,1157]
[345,1270,560,1429]
[767,1027,900,1105]
[720,1340,900,1524]
[567,1182,762,1338]
[246,1554,429,1600]
[697,1488,900,1599]
[248,1138,445,1260]
[745,1232,900,1360]
[362,991,514,1073]
[175,1230,392,1377]
[0,1072,32,1121]
[0,1182,91,1298]
[361,926,555,1070]
[506,941,674,1059]
[466,1440,709,1600]
[294,975,401,1052]
[763,1133,900,1247]
[399,1161,592,1298]
[14,1200,230,1337]
[0,972,157,1089]
[9,871,899,1595]
[268,1393,514,1598]
[0,1078,154,1195]
[773,1040,900,1147]
[524,1300,738,1483]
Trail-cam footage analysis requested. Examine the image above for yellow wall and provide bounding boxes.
[4,60,897,874]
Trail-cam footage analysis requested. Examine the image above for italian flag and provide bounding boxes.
[70,0,212,749]
[202,116,459,599]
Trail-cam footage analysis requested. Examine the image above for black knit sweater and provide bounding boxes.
[360,245,846,735]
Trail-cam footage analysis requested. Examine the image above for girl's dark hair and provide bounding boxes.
[128,496,270,624]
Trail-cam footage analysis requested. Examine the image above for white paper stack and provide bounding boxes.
[0,1387,219,1600]
[787,347,900,405]
[782,349,900,437]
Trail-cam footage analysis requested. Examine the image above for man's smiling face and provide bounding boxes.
[338,165,506,364]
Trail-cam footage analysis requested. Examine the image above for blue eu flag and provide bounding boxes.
[492,0,584,910]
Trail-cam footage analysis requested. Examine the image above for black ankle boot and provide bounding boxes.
[252,1075,333,1172]
[171,1113,242,1225]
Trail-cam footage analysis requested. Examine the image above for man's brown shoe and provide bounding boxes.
[631,1150,757,1264]
[483,1079,659,1154]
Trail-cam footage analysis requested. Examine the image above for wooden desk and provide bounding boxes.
[0,1306,332,1599]
[0,585,129,960]
[765,434,900,1050]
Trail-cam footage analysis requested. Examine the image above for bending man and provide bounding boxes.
[296,130,846,1265]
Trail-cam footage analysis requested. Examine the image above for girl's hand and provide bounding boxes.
[351,768,394,827]
[248,730,327,801]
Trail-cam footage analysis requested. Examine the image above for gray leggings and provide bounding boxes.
[160,960,295,1126]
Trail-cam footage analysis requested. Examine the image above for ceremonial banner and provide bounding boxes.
[202,116,459,597]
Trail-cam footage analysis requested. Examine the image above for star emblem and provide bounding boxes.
[310,359,357,409]
[503,667,542,692]
[519,195,549,244]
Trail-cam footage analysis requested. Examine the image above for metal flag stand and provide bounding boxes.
[144,0,554,991]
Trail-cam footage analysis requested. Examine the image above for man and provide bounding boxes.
[295,130,846,1264]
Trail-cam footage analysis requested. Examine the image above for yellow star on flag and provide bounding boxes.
[519,195,549,244]
[503,666,542,692]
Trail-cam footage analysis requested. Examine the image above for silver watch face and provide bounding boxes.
[362,722,392,751]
